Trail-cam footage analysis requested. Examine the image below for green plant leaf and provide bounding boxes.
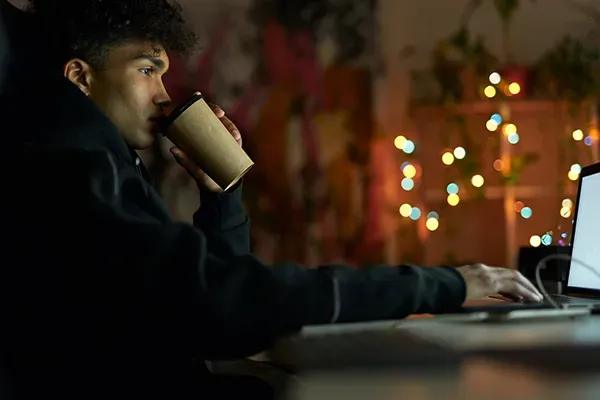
[493,0,520,24]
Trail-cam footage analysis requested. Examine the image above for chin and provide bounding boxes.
[129,132,157,150]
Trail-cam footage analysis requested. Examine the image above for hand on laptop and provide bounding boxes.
[457,264,544,302]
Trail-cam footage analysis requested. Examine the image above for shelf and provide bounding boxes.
[423,185,578,202]
[410,99,572,118]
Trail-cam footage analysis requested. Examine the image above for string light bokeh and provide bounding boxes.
[394,69,597,247]
[528,132,592,248]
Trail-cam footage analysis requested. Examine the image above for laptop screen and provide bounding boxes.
[567,170,600,291]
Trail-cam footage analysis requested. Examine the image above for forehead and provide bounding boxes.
[104,42,170,69]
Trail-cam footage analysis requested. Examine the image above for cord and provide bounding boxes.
[535,254,600,309]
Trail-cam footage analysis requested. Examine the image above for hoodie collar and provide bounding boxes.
[14,74,137,167]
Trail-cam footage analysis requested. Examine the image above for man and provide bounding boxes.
[1,0,542,397]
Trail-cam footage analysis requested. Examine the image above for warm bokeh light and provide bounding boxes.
[399,203,412,217]
[503,123,517,136]
[484,85,496,98]
[489,72,501,85]
[508,82,521,95]
[560,207,572,219]
[426,218,439,231]
[572,129,584,141]
[394,135,407,149]
[486,119,499,131]
[442,152,455,165]
[493,159,504,171]
[447,193,460,206]
[471,174,484,188]
[562,199,573,208]
[402,164,417,179]
[568,170,579,181]
[454,147,466,160]
[530,235,541,248]
[513,201,525,213]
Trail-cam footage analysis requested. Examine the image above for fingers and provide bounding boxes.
[212,105,226,119]
[497,292,524,302]
[496,268,543,302]
[170,147,204,181]
[514,270,543,299]
[208,102,225,118]
[459,264,544,302]
[220,116,242,146]
[208,103,242,147]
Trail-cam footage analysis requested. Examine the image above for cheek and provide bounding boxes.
[125,77,156,111]
[91,72,154,129]
[91,76,131,115]
[111,84,150,123]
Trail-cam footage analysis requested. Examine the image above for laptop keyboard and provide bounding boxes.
[549,295,600,305]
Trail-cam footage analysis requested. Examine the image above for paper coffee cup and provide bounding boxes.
[161,92,254,191]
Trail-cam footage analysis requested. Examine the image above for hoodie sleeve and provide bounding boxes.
[192,182,251,258]
[10,150,466,362]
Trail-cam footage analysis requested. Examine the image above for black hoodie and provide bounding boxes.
[1,1,466,397]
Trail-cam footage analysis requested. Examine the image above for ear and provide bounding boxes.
[63,58,94,96]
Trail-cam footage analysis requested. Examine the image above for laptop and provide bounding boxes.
[463,162,600,312]
[547,161,600,308]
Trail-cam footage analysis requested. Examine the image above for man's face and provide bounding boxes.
[77,42,172,150]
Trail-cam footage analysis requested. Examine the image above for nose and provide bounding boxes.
[158,102,170,113]
[156,97,171,113]
[154,82,172,113]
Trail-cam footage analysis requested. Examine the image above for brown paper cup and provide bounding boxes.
[162,93,254,191]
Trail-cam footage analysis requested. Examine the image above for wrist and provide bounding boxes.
[197,175,223,193]
[198,183,223,193]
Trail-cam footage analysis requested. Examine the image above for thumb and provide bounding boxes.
[170,147,204,181]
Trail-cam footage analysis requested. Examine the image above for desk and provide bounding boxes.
[287,357,600,400]
[278,311,600,399]
[401,312,600,354]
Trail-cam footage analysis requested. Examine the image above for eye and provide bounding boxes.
[139,67,154,76]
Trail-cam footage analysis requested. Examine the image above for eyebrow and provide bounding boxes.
[133,55,166,71]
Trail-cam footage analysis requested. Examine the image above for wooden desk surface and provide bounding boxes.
[282,301,600,399]
[288,357,600,400]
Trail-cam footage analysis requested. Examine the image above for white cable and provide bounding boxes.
[535,254,600,309]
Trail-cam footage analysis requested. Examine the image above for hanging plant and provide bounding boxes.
[460,0,537,61]
[503,152,540,185]
[456,0,537,97]
[432,27,497,102]
[248,0,377,65]
[533,36,600,105]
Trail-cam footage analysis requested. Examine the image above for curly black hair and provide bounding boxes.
[26,0,198,69]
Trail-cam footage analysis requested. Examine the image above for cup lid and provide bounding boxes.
[160,91,204,129]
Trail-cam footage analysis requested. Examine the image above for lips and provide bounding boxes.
[149,118,162,135]
[149,112,170,135]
